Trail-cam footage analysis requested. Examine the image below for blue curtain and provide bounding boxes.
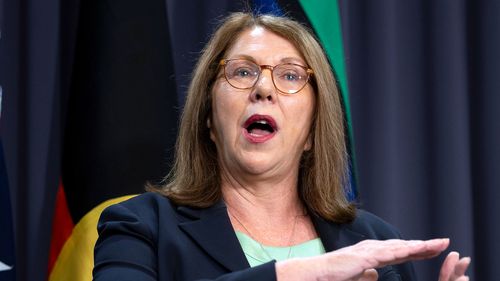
[340,0,499,280]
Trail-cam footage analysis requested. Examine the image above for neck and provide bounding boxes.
[219,164,318,246]
[221,168,312,247]
[220,167,305,219]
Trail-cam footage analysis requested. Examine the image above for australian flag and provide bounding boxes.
[0,87,15,280]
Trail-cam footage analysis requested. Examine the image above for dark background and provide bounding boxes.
[1,0,498,280]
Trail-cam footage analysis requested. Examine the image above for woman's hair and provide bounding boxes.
[153,12,355,223]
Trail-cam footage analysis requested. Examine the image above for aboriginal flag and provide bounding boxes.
[47,0,179,279]
[48,1,245,280]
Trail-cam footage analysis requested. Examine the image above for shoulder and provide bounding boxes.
[107,191,174,211]
[347,209,402,239]
[97,192,178,238]
[100,192,175,219]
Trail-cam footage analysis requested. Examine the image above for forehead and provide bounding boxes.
[224,26,305,64]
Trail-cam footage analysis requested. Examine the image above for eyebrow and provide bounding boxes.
[228,55,307,66]
[230,54,256,62]
[279,57,306,65]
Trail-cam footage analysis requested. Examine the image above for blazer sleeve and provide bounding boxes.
[93,201,277,281]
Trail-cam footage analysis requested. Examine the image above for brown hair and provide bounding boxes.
[153,12,355,223]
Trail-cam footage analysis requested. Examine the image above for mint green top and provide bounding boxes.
[235,231,326,267]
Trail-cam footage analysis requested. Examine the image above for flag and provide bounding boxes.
[47,1,245,280]
[48,0,178,278]
[254,0,358,197]
[0,143,15,281]
[297,0,358,198]
[0,85,15,280]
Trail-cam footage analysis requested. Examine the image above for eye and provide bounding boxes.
[226,60,259,80]
[277,68,303,82]
[233,67,254,77]
[283,71,300,81]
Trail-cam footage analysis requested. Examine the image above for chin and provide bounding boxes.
[241,157,281,176]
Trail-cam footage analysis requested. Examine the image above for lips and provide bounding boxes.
[242,114,278,143]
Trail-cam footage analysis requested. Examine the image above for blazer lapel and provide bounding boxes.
[310,213,366,252]
[177,202,250,272]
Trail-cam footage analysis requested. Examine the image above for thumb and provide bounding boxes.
[357,269,378,281]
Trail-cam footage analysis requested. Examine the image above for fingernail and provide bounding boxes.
[431,238,448,244]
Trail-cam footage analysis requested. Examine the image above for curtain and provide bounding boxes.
[340,0,500,280]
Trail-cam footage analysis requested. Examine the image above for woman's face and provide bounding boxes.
[210,26,315,180]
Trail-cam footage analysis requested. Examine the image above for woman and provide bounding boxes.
[93,12,470,281]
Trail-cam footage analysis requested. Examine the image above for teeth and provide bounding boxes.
[255,120,268,125]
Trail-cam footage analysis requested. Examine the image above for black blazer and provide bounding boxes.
[93,192,415,281]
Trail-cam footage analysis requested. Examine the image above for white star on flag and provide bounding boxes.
[0,261,13,271]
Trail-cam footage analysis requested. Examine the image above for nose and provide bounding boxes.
[250,69,277,102]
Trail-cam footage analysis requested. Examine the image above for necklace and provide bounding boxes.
[228,208,302,261]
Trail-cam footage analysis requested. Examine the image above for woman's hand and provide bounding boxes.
[276,238,451,281]
[439,251,471,281]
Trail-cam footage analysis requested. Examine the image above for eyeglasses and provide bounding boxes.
[219,59,314,95]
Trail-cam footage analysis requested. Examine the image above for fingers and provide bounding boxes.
[439,251,471,281]
[353,238,450,268]
[320,237,450,281]
[401,238,450,260]
[439,251,459,280]
[277,240,468,281]
[453,256,471,277]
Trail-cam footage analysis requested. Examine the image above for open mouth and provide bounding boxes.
[243,114,277,143]
[246,120,275,134]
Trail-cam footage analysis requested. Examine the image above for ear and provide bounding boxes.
[207,117,216,142]
[303,132,313,151]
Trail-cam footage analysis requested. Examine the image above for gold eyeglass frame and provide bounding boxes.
[219,59,314,95]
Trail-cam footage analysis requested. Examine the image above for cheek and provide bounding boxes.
[283,93,315,149]
[210,87,244,143]
[213,98,233,127]
[287,94,315,126]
